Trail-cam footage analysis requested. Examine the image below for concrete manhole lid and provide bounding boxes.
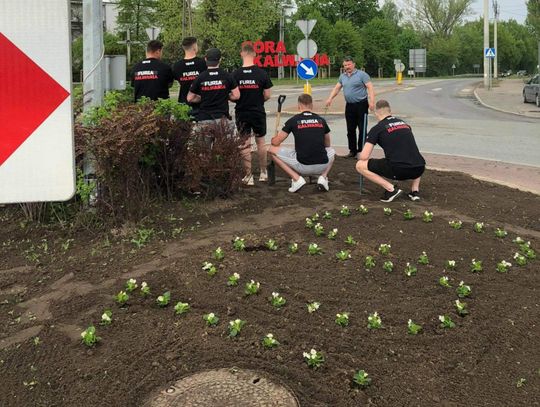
[147,368,299,406]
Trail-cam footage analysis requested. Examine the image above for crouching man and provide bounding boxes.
[268,94,335,193]
[356,100,426,202]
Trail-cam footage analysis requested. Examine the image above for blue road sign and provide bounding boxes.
[297,59,318,80]
[484,48,496,58]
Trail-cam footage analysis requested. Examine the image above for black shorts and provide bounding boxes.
[368,158,425,181]
[235,111,267,137]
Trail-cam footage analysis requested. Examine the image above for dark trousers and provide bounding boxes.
[345,99,369,154]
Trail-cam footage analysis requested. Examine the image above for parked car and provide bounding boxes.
[523,75,539,107]
[517,70,527,76]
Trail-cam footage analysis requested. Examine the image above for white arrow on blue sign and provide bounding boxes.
[484,48,496,58]
[297,59,318,80]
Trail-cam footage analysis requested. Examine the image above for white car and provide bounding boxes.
[523,75,539,107]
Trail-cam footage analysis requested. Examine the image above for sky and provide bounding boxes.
[381,0,528,24]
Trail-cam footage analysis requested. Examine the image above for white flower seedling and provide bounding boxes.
[335,312,350,327]
[439,276,451,288]
[307,302,320,313]
[439,315,456,329]
[270,292,286,308]
[303,348,324,368]
[494,228,507,238]
[473,222,484,233]
[383,207,392,216]
[353,370,372,387]
[456,281,472,298]
[101,310,112,325]
[156,291,171,307]
[81,326,100,347]
[245,280,260,296]
[404,262,417,277]
[202,261,218,277]
[327,228,338,240]
[378,243,391,255]
[470,259,483,273]
[203,312,219,326]
[227,272,240,286]
[340,205,351,217]
[323,211,332,219]
[125,278,138,292]
[336,250,351,261]
[233,237,246,251]
[513,252,527,266]
[305,217,314,229]
[383,260,394,272]
[496,260,512,273]
[266,239,278,251]
[422,211,433,223]
[289,242,299,253]
[445,260,457,270]
[228,319,246,337]
[403,209,414,220]
[262,333,280,348]
[115,290,129,306]
[314,223,325,237]
[174,302,190,315]
[418,251,429,265]
[345,235,356,245]
[455,299,469,316]
[307,243,322,255]
[365,256,376,269]
[357,205,369,214]
[407,319,422,335]
[140,281,150,296]
[213,247,225,261]
[368,312,382,329]
[449,220,462,229]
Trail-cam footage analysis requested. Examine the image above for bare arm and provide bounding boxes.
[358,142,374,161]
[324,133,331,148]
[325,82,342,107]
[271,130,289,147]
[366,81,375,111]
[229,87,240,101]
[263,88,272,101]
[187,91,201,104]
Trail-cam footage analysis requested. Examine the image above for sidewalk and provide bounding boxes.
[474,79,540,118]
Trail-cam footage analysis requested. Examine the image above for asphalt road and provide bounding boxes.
[264,79,540,167]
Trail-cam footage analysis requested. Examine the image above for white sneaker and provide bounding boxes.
[317,175,329,191]
[242,174,254,186]
[288,176,306,193]
[259,171,268,182]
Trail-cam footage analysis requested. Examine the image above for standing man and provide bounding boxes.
[187,48,240,123]
[325,56,375,158]
[268,94,335,193]
[131,40,174,102]
[172,37,207,116]
[356,100,425,202]
[232,43,273,185]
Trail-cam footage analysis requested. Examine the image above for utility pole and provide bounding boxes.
[483,0,489,87]
[278,7,284,80]
[493,0,499,79]
[83,0,104,111]
[82,0,104,200]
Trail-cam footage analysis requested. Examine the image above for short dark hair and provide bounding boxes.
[343,56,354,63]
[298,93,313,106]
[241,43,255,54]
[147,40,163,53]
[375,100,391,111]
[182,37,197,50]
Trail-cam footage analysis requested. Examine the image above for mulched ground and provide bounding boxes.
[0,156,539,406]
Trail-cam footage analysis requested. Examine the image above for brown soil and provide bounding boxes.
[0,156,539,407]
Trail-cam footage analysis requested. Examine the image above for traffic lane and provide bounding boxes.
[384,78,537,123]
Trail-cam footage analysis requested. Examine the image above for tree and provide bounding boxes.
[426,35,460,75]
[331,20,364,68]
[295,0,380,28]
[361,17,399,76]
[381,0,403,26]
[396,27,423,68]
[195,0,281,68]
[527,0,540,73]
[405,0,473,37]
[116,0,158,44]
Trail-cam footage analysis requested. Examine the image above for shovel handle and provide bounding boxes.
[277,95,286,113]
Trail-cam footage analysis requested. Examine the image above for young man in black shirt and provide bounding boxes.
[268,94,335,193]
[172,37,207,116]
[131,40,174,102]
[232,43,273,185]
[187,48,239,123]
[356,100,426,202]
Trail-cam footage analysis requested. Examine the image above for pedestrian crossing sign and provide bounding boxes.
[484,48,496,58]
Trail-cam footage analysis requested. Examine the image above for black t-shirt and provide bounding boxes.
[172,57,207,104]
[189,68,238,121]
[366,116,426,168]
[131,58,174,102]
[231,65,273,114]
[282,112,330,165]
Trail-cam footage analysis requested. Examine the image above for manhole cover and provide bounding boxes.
[146,368,299,407]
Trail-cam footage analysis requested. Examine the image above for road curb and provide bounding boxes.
[473,84,539,118]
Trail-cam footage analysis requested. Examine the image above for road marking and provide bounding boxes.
[431,88,442,92]
[462,88,472,93]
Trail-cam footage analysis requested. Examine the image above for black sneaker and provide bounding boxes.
[380,187,402,202]
[408,191,420,201]
[347,151,357,158]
